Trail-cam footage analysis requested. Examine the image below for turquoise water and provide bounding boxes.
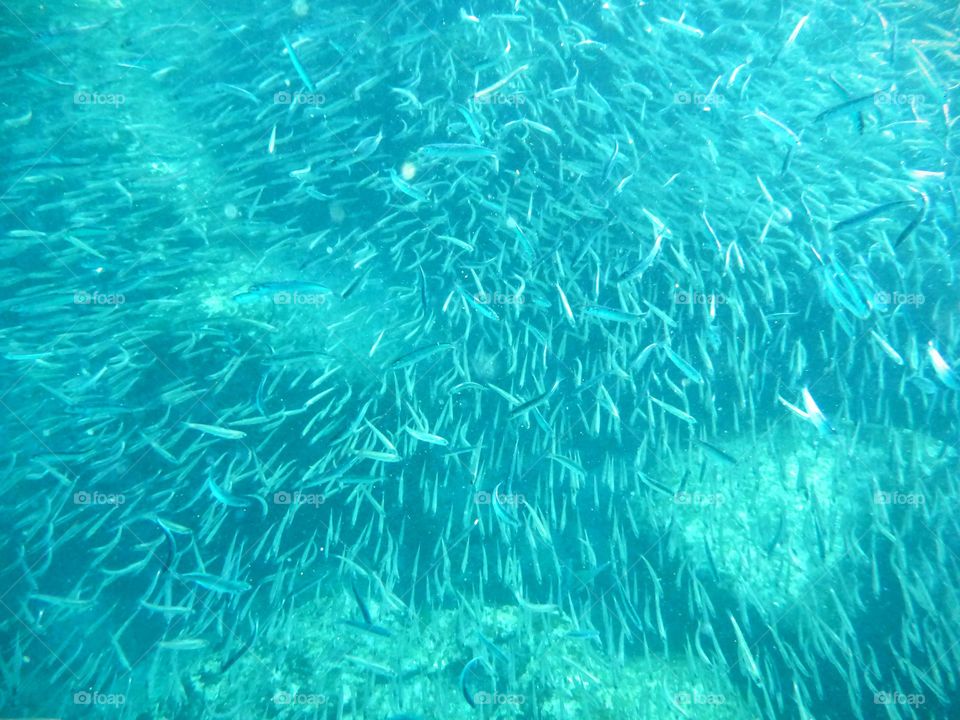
[1,1,958,718]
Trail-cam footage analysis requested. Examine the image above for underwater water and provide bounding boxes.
[0,0,958,718]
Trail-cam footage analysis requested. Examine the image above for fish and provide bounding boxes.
[893,192,928,248]
[281,35,315,92]
[459,657,491,707]
[728,613,762,686]
[927,342,960,390]
[473,63,529,100]
[661,343,704,385]
[419,143,497,161]
[697,439,737,465]
[813,90,878,123]
[389,168,429,203]
[404,426,449,446]
[583,305,644,323]
[219,620,259,673]
[832,199,915,232]
[509,380,559,419]
[180,573,252,595]
[801,387,834,435]
[351,581,374,624]
[778,387,834,435]
[183,422,247,440]
[649,395,697,425]
[388,343,456,370]
[615,232,665,284]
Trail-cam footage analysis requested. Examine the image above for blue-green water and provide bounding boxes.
[1,1,958,718]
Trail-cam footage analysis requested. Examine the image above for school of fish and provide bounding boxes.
[1,0,958,718]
